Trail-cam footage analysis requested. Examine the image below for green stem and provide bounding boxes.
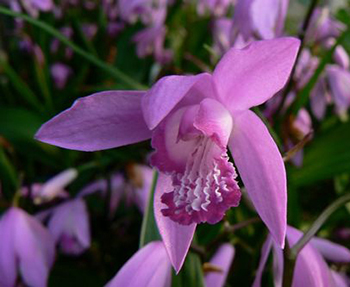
[139,171,160,248]
[0,6,146,90]
[282,241,296,287]
[282,193,350,287]
[290,193,350,257]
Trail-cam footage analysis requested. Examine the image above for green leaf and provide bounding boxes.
[0,147,18,199]
[0,107,43,142]
[0,57,43,113]
[289,119,350,186]
[172,252,205,287]
[0,107,64,168]
[139,171,161,248]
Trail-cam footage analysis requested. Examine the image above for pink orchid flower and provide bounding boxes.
[253,226,350,287]
[233,0,289,41]
[77,165,153,216]
[47,199,91,256]
[9,0,53,18]
[21,168,77,204]
[51,62,73,90]
[36,38,300,271]
[0,207,55,287]
[197,0,233,17]
[106,241,234,287]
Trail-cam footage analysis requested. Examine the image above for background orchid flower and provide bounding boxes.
[132,25,173,64]
[77,165,153,215]
[212,18,234,57]
[8,0,54,18]
[21,168,77,204]
[233,0,289,41]
[36,37,300,271]
[125,164,154,213]
[264,91,312,167]
[196,0,233,17]
[289,47,350,121]
[305,7,345,45]
[105,241,172,287]
[326,65,350,120]
[253,226,350,287]
[0,207,55,287]
[50,62,73,90]
[205,243,235,287]
[47,199,91,255]
[106,240,234,287]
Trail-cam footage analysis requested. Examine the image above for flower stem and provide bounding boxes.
[290,193,350,257]
[139,171,161,248]
[282,193,350,287]
[0,6,147,90]
[282,241,296,287]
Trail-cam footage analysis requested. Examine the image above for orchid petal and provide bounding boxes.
[252,235,273,287]
[131,165,154,214]
[233,0,254,40]
[229,110,287,247]
[37,168,78,204]
[251,0,280,39]
[36,91,151,151]
[154,173,196,273]
[310,237,350,263]
[142,73,214,130]
[326,65,350,116]
[14,208,55,287]
[0,209,17,287]
[194,98,233,148]
[287,227,335,287]
[334,45,350,70]
[205,244,235,287]
[48,199,91,255]
[276,0,289,36]
[151,107,200,173]
[213,38,300,111]
[310,77,328,120]
[106,241,171,287]
[331,271,349,287]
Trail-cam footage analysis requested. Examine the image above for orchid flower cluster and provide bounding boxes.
[1,0,350,286]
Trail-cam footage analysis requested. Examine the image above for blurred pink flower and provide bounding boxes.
[21,168,77,204]
[106,241,234,287]
[233,0,289,40]
[9,0,53,18]
[197,0,234,17]
[0,207,55,287]
[205,243,235,287]
[306,7,345,45]
[78,165,153,216]
[253,226,350,287]
[47,199,91,255]
[132,25,173,64]
[106,241,172,287]
[293,49,350,121]
[51,63,73,90]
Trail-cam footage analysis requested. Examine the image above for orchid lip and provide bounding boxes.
[160,135,241,225]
